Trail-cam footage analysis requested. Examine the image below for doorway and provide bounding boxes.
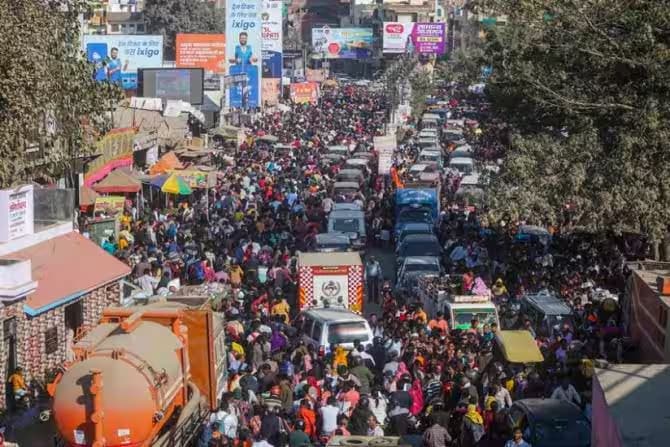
[64,301,83,334]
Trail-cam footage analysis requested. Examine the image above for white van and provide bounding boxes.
[297,307,373,354]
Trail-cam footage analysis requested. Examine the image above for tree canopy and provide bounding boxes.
[473,0,670,240]
[144,0,226,59]
[0,0,120,187]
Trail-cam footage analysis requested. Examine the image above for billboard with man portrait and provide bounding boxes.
[225,0,263,108]
[82,35,164,90]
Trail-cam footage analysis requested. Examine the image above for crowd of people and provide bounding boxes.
[88,77,635,447]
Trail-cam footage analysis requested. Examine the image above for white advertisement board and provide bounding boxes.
[0,185,34,243]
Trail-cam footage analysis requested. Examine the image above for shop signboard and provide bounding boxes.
[290,82,319,104]
[383,22,446,55]
[0,185,34,243]
[82,35,164,89]
[262,0,283,105]
[311,28,373,59]
[176,34,226,73]
[94,196,126,214]
[226,0,262,108]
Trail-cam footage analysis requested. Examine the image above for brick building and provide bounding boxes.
[0,185,130,409]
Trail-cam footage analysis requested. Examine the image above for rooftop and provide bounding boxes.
[0,232,131,315]
[595,364,670,447]
[631,261,670,307]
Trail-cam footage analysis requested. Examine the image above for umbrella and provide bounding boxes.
[150,174,170,188]
[161,174,192,195]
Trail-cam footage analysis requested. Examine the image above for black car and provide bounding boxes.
[507,399,591,447]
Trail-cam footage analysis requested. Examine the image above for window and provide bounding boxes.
[327,322,370,344]
[45,327,59,355]
[659,306,668,329]
[136,24,145,33]
[301,317,313,337]
[111,24,119,32]
[312,321,323,342]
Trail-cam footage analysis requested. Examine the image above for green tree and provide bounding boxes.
[144,0,226,59]
[0,0,121,187]
[473,0,670,241]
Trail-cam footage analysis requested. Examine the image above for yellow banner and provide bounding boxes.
[94,196,126,214]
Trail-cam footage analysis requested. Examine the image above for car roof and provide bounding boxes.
[410,163,429,171]
[333,181,360,189]
[450,157,474,164]
[329,209,364,218]
[515,398,585,420]
[403,256,440,265]
[337,169,363,176]
[316,233,350,244]
[419,150,441,156]
[302,307,368,323]
[345,158,368,165]
[523,292,572,315]
[402,234,439,243]
[401,223,433,231]
[333,203,362,211]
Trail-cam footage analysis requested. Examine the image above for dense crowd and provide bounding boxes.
[93,81,633,447]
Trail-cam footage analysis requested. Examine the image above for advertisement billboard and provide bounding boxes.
[383,22,446,54]
[138,68,204,105]
[261,0,283,105]
[175,34,226,73]
[226,0,262,108]
[83,35,164,90]
[311,28,373,59]
[290,82,319,104]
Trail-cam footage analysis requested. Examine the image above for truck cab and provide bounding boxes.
[444,295,500,330]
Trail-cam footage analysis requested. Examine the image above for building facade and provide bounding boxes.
[0,185,130,409]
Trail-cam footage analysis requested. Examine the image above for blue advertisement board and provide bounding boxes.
[82,35,164,90]
[226,0,262,109]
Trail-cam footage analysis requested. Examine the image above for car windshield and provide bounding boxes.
[328,322,369,344]
[401,230,431,241]
[318,242,349,251]
[399,210,432,223]
[333,218,359,233]
[404,262,439,272]
[451,163,473,175]
[401,242,440,257]
[533,418,590,447]
[454,310,497,328]
[420,154,440,162]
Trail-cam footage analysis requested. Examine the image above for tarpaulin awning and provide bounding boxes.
[79,185,99,207]
[149,151,184,175]
[92,169,141,194]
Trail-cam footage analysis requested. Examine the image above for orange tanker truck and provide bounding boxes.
[50,300,226,447]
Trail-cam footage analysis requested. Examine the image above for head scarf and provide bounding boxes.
[464,404,483,425]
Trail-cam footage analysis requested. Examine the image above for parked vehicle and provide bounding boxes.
[297,252,364,313]
[297,308,373,354]
[507,399,591,447]
[396,256,441,291]
[520,291,574,337]
[396,234,441,267]
[327,209,366,251]
[397,222,434,244]
[315,233,352,253]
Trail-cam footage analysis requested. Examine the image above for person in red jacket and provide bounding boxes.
[296,399,317,439]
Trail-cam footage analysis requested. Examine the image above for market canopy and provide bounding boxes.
[149,151,184,175]
[92,169,141,194]
[79,185,99,207]
[211,125,241,139]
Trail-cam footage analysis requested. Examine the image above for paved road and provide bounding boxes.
[364,245,396,318]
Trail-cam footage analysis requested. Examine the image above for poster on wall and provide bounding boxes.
[383,22,446,54]
[0,185,35,243]
[82,35,164,89]
[226,0,262,108]
[176,34,226,73]
[311,28,373,59]
[261,0,283,105]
